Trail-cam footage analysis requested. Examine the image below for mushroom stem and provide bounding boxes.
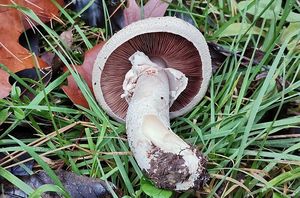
[123,52,208,191]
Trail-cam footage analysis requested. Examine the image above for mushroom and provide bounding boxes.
[92,17,211,191]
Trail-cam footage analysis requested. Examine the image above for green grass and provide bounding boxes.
[1,0,300,197]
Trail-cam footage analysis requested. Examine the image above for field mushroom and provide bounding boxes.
[92,17,211,191]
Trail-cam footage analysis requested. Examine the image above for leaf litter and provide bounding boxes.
[62,42,105,108]
[0,0,63,98]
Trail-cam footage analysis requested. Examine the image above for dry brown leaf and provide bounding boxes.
[124,0,172,26]
[0,0,63,98]
[0,69,11,98]
[62,42,105,108]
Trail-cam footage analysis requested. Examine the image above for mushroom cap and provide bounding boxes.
[92,17,211,122]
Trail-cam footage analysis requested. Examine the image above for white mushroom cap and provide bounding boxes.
[92,16,212,122]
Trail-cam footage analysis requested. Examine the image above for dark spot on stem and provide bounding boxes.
[147,146,187,189]
[146,145,209,191]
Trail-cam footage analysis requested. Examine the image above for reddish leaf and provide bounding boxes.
[144,0,172,18]
[0,69,11,98]
[124,0,172,26]
[0,0,63,98]
[62,42,105,108]
[123,0,141,26]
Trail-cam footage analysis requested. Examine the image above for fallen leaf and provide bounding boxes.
[0,0,63,72]
[144,0,172,18]
[0,169,115,198]
[0,0,63,98]
[124,0,172,26]
[0,69,11,98]
[123,0,140,26]
[62,42,105,108]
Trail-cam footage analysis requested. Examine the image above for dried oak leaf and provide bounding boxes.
[124,0,172,26]
[0,69,11,98]
[62,42,105,108]
[0,0,63,98]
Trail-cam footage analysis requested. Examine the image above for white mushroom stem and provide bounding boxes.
[123,51,208,191]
